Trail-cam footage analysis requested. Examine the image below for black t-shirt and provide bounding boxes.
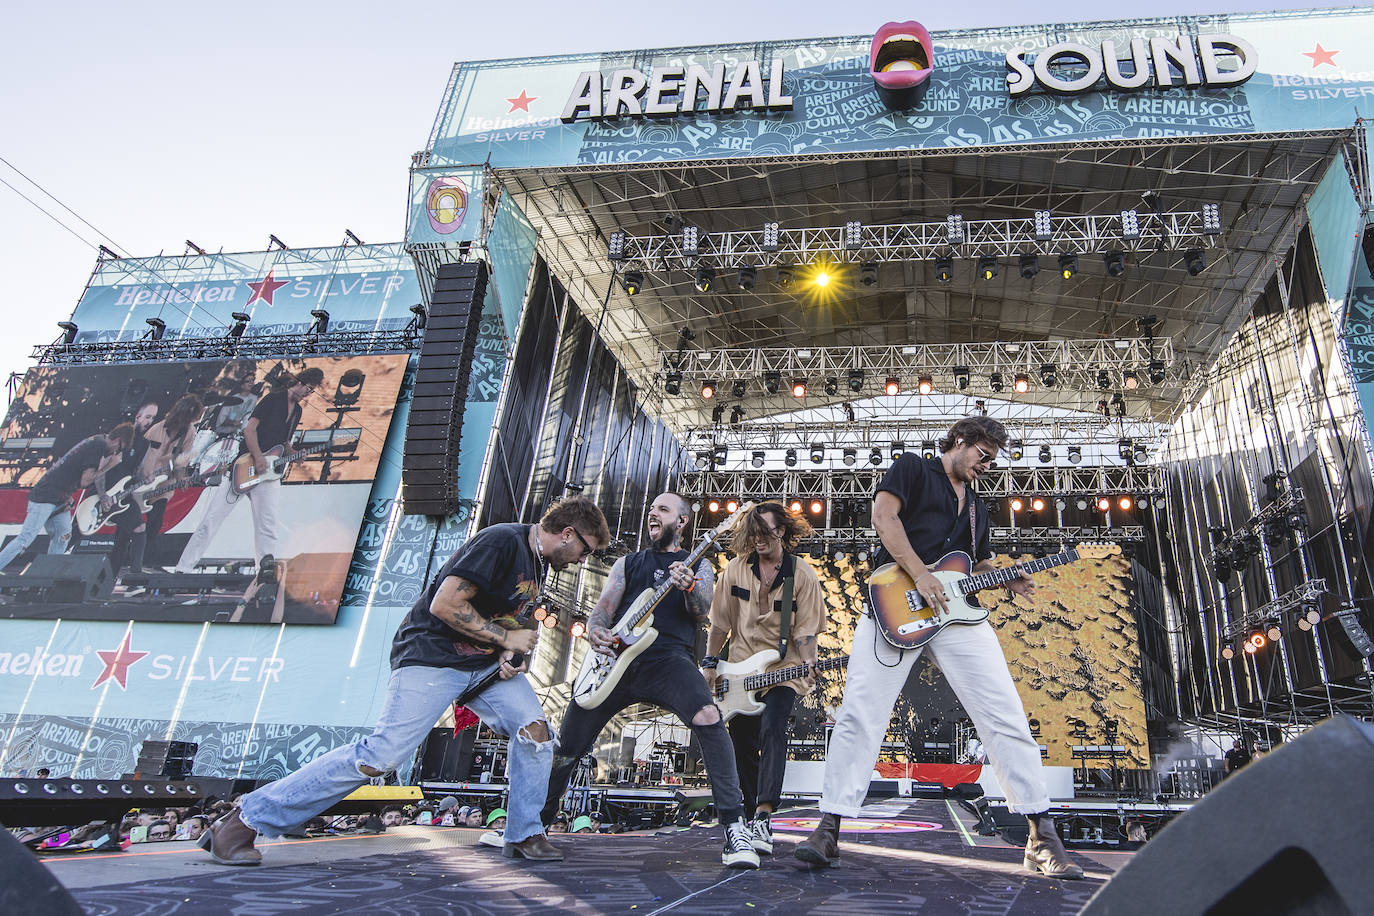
[240,388,302,457]
[1224,746,1251,771]
[30,436,110,505]
[390,523,541,671]
[621,548,708,662]
[872,453,992,567]
[110,431,150,484]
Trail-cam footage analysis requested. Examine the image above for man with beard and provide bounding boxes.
[540,493,759,869]
[107,400,159,579]
[200,496,610,866]
[795,416,1083,879]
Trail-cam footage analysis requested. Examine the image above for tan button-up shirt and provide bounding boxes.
[709,551,826,696]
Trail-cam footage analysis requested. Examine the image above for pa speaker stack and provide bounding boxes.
[402,260,489,517]
[1083,715,1374,915]
[135,739,198,779]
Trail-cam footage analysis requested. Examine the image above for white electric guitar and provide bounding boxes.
[712,649,850,721]
[571,502,754,710]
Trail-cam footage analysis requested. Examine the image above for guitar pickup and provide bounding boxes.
[897,619,937,635]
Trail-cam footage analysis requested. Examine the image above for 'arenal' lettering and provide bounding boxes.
[562,60,793,122]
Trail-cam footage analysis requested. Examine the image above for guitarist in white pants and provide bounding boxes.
[795,416,1083,879]
[704,501,826,857]
[540,493,761,869]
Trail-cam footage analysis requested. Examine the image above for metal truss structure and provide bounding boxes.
[31,328,418,366]
[1220,580,1327,642]
[612,209,1218,271]
[660,338,1181,395]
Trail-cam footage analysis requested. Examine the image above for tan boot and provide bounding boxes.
[198,808,261,866]
[794,812,841,868]
[1023,814,1083,879]
[503,833,564,862]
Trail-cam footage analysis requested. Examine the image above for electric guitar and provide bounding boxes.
[869,543,1119,650]
[712,648,850,721]
[230,431,360,494]
[75,464,226,535]
[571,501,755,710]
[74,475,135,535]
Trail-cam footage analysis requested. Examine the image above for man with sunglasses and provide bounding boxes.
[796,416,1083,879]
[201,496,610,867]
[540,492,761,869]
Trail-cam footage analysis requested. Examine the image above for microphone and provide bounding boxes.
[454,652,527,707]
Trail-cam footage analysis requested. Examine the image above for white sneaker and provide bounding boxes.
[478,829,504,848]
[750,814,773,855]
[722,818,760,869]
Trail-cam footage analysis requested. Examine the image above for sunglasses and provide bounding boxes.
[570,527,597,556]
[973,444,996,466]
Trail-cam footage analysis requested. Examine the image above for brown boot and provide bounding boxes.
[1023,814,1083,879]
[794,812,841,868]
[198,808,262,866]
[503,833,564,862]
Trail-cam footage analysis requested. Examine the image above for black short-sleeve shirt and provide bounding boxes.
[390,523,541,671]
[30,436,110,506]
[239,388,302,457]
[620,548,709,662]
[872,453,992,567]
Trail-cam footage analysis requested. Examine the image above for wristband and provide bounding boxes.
[699,655,720,670]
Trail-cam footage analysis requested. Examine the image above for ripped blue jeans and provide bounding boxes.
[239,664,554,843]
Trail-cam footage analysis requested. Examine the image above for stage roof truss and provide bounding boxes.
[682,466,1164,500]
[684,416,1166,451]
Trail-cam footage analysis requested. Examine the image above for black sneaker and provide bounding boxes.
[750,813,773,855]
[722,818,760,869]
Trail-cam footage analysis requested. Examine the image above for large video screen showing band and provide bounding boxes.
[0,354,408,624]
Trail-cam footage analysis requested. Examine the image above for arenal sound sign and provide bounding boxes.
[562,61,793,122]
[1006,34,1257,96]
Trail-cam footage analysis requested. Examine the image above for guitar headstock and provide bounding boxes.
[711,500,757,538]
[1074,542,1122,560]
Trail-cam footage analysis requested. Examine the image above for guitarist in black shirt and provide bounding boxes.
[540,492,760,869]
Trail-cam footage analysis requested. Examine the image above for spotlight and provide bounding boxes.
[1123,369,1140,390]
[764,371,781,394]
[845,220,863,249]
[860,263,879,286]
[810,443,825,464]
[1121,208,1141,240]
[843,448,857,466]
[751,450,765,468]
[1304,603,1322,625]
[847,368,864,392]
[776,264,794,287]
[711,404,724,425]
[1297,618,1312,632]
[681,225,699,256]
[784,448,798,467]
[608,231,626,260]
[726,499,739,514]
[731,379,747,398]
[792,379,808,398]
[1245,631,1266,653]
[946,213,965,244]
[824,376,839,396]
[1202,203,1222,234]
[664,371,683,395]
[1034,209,1053,241]
[885,377,901,396]
[144,317,166,340]
[533,604,549,621]
[1096,496,1111,511]
[1133,443,1148,464]
[1010,440,1024,460]
[229,312,251,339]
[809,499,824,516]
[814,268,832,288]
[1039,363,1057,387]
[1266,622,1283,642]
[1038,444,1052,464]
[1013,373,1029,394]
[701,380,716,399]
[954,366,970,390]
[1220,643,1236,660]
[1075,497,1089,511]
[623,270,644,295]
[737,266,758,290]
[708,499,721,513]
[695,265,716,292]
[1149,358,1166,384]
[869,447,883,465]
[1058,252,1078,279]
[1104,251,1126,277]
[921,440,936,459]
[917,376,933,395]
[978,256,999,280]
[1030,496,1046,513]
[1118,495,1134,511]
[762,220,780,251]
[891,441,906,458]
[1096,368,1112,389]
[789,499,803,514]
[1010,497,1025,512]
[695,451,712,470]
[1068,445,1082,464]
[570,619,587,639]
[934,255,954,283]
[1119,437,1134,460]
[1184,248,1206,276]
[990,373,1005,392]
[542,613,559,629]
[1019,254,1040,280]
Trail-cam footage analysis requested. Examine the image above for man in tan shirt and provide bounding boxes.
[705,501,826,856]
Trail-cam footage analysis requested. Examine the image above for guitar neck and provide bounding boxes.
[740,654,847,691]
[959,549,1080,594]
[620,532,722,633]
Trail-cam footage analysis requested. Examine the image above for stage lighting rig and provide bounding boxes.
[978,256,999,280]
[700,379,717,399]
[1185,248,1206,275]
[57,321,79,345]
[776,264,794,287]
[623,270,643,295]
[847,368,864,392]
[934,255,954,283]
[1019,254,1039,279]
[824,376,839,396]
[694,265,715,292]
[751,450,765,468]
[860,263,879,286]
[408,303,428,329]
[953,366,970,390]
[1039,363,1057,387]
[1104,250,1126,277]
[731,379,747,398]
[309,309,331,335]
[664,370,683,396]
[228,312,252,339]
[764,371,781,394]
[143,317,166,341]
[1058,252,1078,279]
[737,265,757,290]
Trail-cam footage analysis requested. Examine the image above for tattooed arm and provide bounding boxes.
[429,576,538,655]
[587,557,628,655]
[683,559,715,621]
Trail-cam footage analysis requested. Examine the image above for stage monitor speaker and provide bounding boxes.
[1082,715,1374,916]
[401,260,489,517]
[619,735,637,765]
[21,554,114,602]
[418,727,478,782]
[0,828,82,916]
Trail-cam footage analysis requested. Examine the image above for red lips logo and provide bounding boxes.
[871,20,935,110]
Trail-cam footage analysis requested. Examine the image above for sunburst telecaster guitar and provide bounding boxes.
[230,430,361,494]
[869,543,1119,650]
[571,502,754,710]
[712,648,850,721]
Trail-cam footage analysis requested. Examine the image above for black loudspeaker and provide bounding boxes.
[0,829,82,915]
[418,727,478,782]
[1362,223,1374,278]
[1083,716,1374,915]
[21,554,114,602]
[402,260,489,517]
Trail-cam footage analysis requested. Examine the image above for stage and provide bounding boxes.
[40,799,1125,914]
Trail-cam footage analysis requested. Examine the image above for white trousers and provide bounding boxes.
[174,476,281,572]
[820,611,1051,816]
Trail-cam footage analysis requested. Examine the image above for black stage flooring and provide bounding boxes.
[46,799,1127,914]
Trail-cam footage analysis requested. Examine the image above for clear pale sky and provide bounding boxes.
[0,1,1352,388]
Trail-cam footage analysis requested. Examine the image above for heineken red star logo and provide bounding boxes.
[506,89,537,113]
[1302,43,1339,68]
[92,633,148,689]
[245,270,287,306]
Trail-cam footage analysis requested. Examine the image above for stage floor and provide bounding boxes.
[43,799,1130,914]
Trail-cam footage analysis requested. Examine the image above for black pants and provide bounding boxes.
[542,649,743,826]
[109,500,168,579]
[727,686,797,815]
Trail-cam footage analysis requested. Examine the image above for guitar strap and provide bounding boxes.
[776,568,796,660]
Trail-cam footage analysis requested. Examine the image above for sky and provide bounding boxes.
[0,1,1355,390]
